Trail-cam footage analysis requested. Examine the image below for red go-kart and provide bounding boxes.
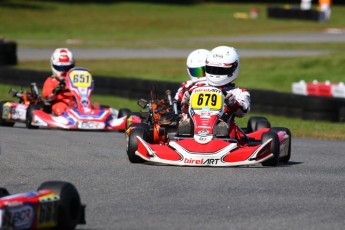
[28,67,131,130]
[126,86,291,167]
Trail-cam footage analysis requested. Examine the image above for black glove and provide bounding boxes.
[53,81,66,95]
[224,92,237,107]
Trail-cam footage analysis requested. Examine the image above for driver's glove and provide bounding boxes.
[224,92,237,107]
[181,90,191,105]
[53,81,66,95]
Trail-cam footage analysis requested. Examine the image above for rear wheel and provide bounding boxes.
[247,116,270,133]
[127,126,147,163]
[261,131,280,167]
[0,188,10,198]
[0,101,15,127]
[118,108,132,118]
[270,127,292,163]
[26,104,40,129]
[37,181,83,230]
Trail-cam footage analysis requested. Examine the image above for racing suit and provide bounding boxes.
[42,76,74,116]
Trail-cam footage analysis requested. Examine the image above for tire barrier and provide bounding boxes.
[1,67,344,122]
[292,80,345,98]
[0,40,17,66]
[267,7,323,22]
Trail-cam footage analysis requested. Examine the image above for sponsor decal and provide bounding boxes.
[78,121,104,129]
[213,54,223,58]
[8,205,34,229]
[184,158,220,165]
[197,129,209,136]
[200,111,211,119]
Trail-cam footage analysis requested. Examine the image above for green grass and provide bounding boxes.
[1,1,345,48]
[1,1,345,140]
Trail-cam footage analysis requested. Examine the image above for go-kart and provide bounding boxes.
[0,181,85,230]
[0,83,50,128]
[28,67,131,130]
[126,86,291,167]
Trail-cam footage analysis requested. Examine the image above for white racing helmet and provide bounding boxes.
[186,49,210,82]
[50,48,75,80]
[205,46,240,86]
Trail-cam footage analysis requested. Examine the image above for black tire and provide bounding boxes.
[261,131,280,167]
[0,101,15,127]
[118,108,132,118]
[247,116,270,133]
[37,181,82,230]
[270,127,292,163]
[26,104,40,129]
[0,188,10,198]
[127,126,147,163]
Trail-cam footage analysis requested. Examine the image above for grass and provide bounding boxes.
[1,1,345,48]
[1,1,345,140]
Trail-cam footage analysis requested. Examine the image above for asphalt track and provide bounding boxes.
[1,124,345,230]
[17,30,345,60]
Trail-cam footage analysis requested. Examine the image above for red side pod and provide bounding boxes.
[151,145,182,161]
[223,145,261,162]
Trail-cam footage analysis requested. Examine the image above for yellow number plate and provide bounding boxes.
[191,91,223,110]
[69,70,93,88]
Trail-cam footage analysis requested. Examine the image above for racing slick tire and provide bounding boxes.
[270,127,292,163]
[261,131,280,167]
[37,181,84,230]
[26,104,40,129]
[247,116,270,133]
[127,125,147,163]
[0,188,10,198]
[118,108,132,118]
[0,101,15,127]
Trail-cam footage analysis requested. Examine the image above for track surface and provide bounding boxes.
[1,124,345,230]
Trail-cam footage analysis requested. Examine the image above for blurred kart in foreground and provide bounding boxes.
[0,67,131,130]
[0,181,85,230]
[126,86,292,167]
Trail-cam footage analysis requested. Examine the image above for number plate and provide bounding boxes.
[190,88,223,110]
[68,69,93,88]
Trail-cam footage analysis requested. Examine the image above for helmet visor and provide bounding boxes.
[206,62,238,76]
[53,64,75,72]
[188,67,205,78]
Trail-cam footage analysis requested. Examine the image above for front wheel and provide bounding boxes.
[270,127,292,163]
[127,126,147,163]
[261,131,280,167]
[37,181,84,230]
[26,104,40,129]
[247,116,270,133]
[118,108,132,118]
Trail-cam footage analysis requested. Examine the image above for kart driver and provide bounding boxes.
[174,48,210,109]
[42,48,75,116]
[180,46,251,139]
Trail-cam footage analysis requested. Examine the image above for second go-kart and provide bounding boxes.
[28,67,131,130]
[0,181,85,230]
[126,86,291,167]
[0,83,50,128]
